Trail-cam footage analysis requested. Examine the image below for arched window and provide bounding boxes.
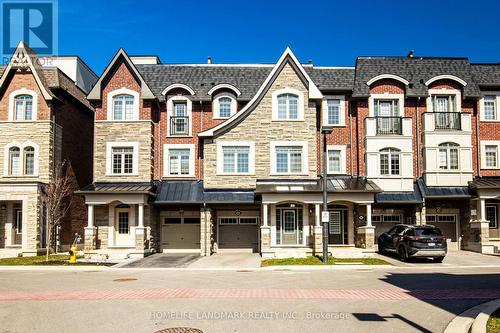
[9,147,20,175]
[277,94,299,120]
[218,97,233,118]
[112,94,134,120]
[23,147,35,175]
[14,95,33,120]
[380,148,400,175]
[439,143,459,170]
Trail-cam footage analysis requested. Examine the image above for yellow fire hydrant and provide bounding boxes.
[69,246,77,264]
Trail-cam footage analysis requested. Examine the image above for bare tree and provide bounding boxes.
[44,160,76,262]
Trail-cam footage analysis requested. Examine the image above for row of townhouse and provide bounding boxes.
[1,41,500,258]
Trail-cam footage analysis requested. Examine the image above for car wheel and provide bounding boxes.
[433,257,444,263]
[398,246,408,262]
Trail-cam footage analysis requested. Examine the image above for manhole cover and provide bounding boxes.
[154,328,203,333]
[113,278,137,282]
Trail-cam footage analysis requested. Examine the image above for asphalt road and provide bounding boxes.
[0,265,499,333]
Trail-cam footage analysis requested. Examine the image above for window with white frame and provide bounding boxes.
[328,150,341,173]
[485,145,498,168]
[431,95,456,113]
[374,99,399,117]
[9,147,20,175]
[167,96,192,137]
[277,94,298,120]
[438,143,459,170]
[23,147,35,175]
[219,216,259,225]
[426,214,457,223]
[326,99,340,124]
[486,206,498,228]
[322,96,345,126]
[112,94,134,120]
[372,214,402,223]
[379,148,400,175]
[112,147,134,174]
[214,94,237,119]
[168,149,190,175]
[223,146,249,174]
[484,95,497,120]
[276,146,303,173]
[14,95,33,120]
[219,217,238,225]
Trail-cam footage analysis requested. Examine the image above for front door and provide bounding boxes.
[115,208,130,246]
[282,209,298,245]
[14,209,22,245]
[328,209,347,244]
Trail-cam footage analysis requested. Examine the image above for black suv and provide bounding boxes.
[377,224,447,262]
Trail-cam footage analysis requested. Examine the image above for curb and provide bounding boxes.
[444,298,500,333]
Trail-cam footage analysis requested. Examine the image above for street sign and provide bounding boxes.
[321,211,329,223]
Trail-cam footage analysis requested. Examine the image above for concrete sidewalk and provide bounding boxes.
[187,253,262,269]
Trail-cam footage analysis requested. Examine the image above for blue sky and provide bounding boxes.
[58,0,500,74]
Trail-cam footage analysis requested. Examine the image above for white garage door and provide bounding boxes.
[161,217,200,253]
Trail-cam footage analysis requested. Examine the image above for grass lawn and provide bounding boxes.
[0,254,110,266]
[261,256,390,267]
[487,309,500,333]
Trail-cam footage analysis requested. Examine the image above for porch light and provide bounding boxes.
[0,205,6,210]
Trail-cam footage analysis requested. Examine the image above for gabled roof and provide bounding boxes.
[0,41,55,100]
[87,48,155,100]
[353,56,481,98]
[198,47,323,138]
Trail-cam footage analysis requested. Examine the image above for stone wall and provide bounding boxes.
[94,121,153,182]
[204,63,318,188]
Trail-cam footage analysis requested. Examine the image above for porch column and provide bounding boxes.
[313,204,323,255]
[135,204,147,251]
[260,204,271,256]
[84,204,97,251]
[479,198,486,221]
[200,208,212,256]
[357,203,375,251]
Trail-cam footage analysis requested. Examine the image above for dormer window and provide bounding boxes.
[277,94,298,120]
[112,94,134,120]
[14,95,33,120]
[432,95,456,113]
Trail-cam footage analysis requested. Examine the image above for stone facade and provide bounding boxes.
[203,63,318,189]
[94,121,153,182]
[200,209,213,256]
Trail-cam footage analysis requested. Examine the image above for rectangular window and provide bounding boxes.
[374,99,398,117]
[112,147,134,174]
[118,211,129,234]
[222,146,250,173]
[220,217,238,225]
[170,101,189,136]
[327,99,340,125]
[277,94,299,120]
[484,96,497,120]
[239,217,258,224]
[432,95,456,113]
[276,146,303,173]
[168,149,190,175]
[371,215,402,223]
[485,145,498,168]
[24,148,35,175]
[426,214,456,223]
[328,150,341,173]
[380,153,389,175]
[15,209,22,234]
[486,206,498,228]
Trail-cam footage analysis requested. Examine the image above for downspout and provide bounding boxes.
[199,100,203,180]
[156,100,162,180]
[349,97,353,176]
[475,99,481,178]
[416,97,421,177]
[203,202,209,256]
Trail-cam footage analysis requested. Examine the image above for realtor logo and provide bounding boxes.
[1,0,58,58]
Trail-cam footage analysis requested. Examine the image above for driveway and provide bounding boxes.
[376,249,500,267]
[187,253,262,269]
[121,253,200,268]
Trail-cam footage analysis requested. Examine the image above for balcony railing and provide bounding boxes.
[375,117,402,135]
[170,116,189,136]
[434,112,461,130]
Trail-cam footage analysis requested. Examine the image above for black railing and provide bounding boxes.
[170,116,189,136]
[434,112,461,130]
[375,117,402,135]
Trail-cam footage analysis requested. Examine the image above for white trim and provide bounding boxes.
[216,141,255,175]
[425,75,467,87]
[8,88,38,121]
[163,144,195,177]
[270,141,308,175]
[105,141,139,176]
[162,83,195,96]
[322,95,346,126]
[327,145,347,174]
[213,92,237,119]
[166,95,193,137]
[366,74,409,86]
[426,89,462,113]
[207,84,241,97]
[198,47,323,137]
[271,88,305,121]
[368,93,405,117]
[106,88,140,121]
[479,91,500,122]
[3,141,40,176]
[480,141,500,169]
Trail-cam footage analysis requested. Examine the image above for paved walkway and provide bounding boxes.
[122,253,200,268]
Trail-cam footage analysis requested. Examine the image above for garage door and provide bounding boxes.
[218,216,259,252]
[426,214,459,250]
[161,217,200,253]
